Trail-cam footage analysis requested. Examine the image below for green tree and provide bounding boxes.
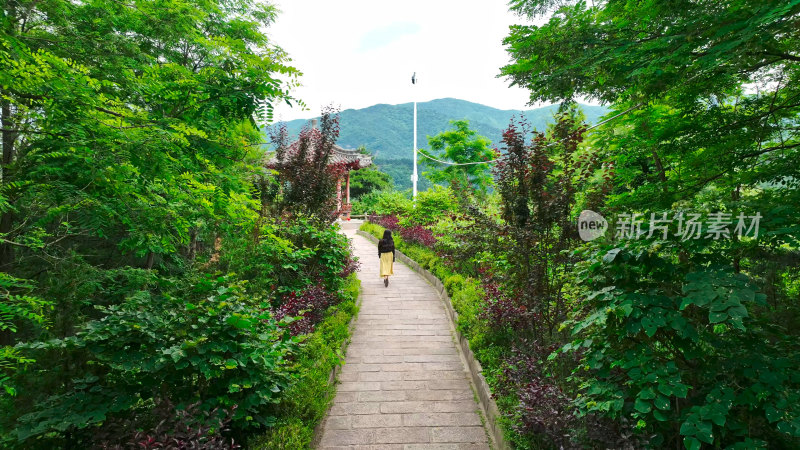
[503,0,800,447]
[349,147,393,198]
[0,0,315,446]
[1,0,300,270]
[420,120,495,195]
[372,158,433,192]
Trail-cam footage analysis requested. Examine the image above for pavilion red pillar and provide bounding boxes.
[336,176,342,211]
[346,171,351,205]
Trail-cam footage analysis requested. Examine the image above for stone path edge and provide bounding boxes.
[357,229,510,450]
[311,283,363,448]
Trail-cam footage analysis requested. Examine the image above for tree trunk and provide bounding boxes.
[1,98,17,270]
[651,149,668,188]
[641,117,668,191]
[188,228,197,260]
[732,185,741,273]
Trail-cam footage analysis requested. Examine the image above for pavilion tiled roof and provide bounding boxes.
[268,118,372,169]
[328,144,372,167]
[267,141,372,169]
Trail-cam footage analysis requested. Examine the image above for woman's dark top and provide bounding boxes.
[378,238,395,260]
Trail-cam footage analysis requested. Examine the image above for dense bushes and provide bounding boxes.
[9,276,298,445]
[0,274,51,397]
[360,185,459,249]
[564,242,800,449]
[401,185,460,227]
[220,217,357,297]
[273,283,350,336]
[499,0,800,447]
[2,222,360,448]
[98,401,242,449]
[352,190,411,216]
[353,186,458,225]
[369,215,437,248]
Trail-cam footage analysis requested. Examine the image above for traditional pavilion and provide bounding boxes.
[271,118,371,219]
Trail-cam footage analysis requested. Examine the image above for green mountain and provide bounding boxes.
[277,98,609,190]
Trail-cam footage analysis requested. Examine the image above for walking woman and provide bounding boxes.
[378,229,395,287]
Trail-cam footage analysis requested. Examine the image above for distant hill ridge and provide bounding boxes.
[278,98,609,160]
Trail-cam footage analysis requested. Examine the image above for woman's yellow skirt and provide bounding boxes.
[379,252,394,277]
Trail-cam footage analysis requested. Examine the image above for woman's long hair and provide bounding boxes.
[382,229,393,243]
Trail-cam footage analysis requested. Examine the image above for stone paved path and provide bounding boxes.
[317,227,491,449]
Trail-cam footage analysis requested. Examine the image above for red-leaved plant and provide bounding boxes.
[398,224,436,248]
[96,400,239,449]
[269,107,360,223]
[367,214,437,248]
[272,283,339,336]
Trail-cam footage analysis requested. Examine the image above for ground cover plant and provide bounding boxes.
[251,275,360,449]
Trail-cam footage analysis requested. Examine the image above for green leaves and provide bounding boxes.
[502,0,800,447]
[564,235,800,447]
[678,387,735,447]
[0,0,364,446]
[681,269,761,330]
[225,314,253,330]
[634,397,652,414]
[399,185,459,227]
[0,274,52,397]
[654,394,670,411]
[681,419,714,445]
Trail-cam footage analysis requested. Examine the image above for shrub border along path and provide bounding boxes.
[252,274,361,449]
[311,274,364,448]
[355,228,508,450]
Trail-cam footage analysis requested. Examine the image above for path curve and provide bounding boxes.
[317,227,491,449]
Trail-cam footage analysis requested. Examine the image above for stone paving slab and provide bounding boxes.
[317,229,490,449]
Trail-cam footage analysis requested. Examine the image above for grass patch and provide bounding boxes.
[251,274,360,449]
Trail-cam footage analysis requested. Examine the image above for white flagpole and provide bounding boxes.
[411,72,418,203]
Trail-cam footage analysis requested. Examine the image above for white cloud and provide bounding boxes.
[267,0,552,122]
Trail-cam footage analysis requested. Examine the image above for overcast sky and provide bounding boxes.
[267,0,547,122]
